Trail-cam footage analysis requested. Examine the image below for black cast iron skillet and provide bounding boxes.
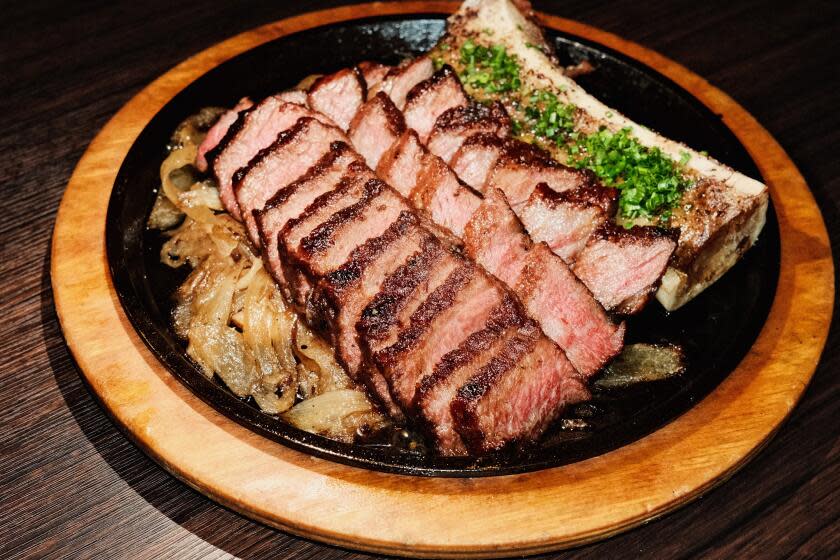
[106,14,780,477]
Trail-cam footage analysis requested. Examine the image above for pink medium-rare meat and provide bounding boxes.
[518,182,613,263]
[254,142,359,293]
[451,319,590,455]
[273,89,309,105]
[214,100,338,219]
[369,56,435,109]
[358,61,391,92]
[449,132,507,191]
[427,101,512,164]
[411,154,482,237]
[234,117,348,247]
[368,263,506,410]
[376,129,426,197]
[485,141,594,209]
[415,293,526,455]
[464,189,623,376]
[307,67,367,131]
[573,223,679,314]
[195,96,253,173]
[293,180,409,277]
[516,243,625,376]
[348,92,406,169]
[403,65,469,142]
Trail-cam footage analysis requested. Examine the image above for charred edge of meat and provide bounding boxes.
[206,103,256,174]
[375,91,407,136]
[589,221,681,247]
[231,116,315,190]
[432,101,512,133]
[357,237,447,343]
[308,66,367,101]
[413,293,525,411]
[309,211,422,326]
[404,64,466,107]
[496,138,555,166]
[530,181,616,215]
[459,131,508,151]
[298,179,388,258]
[372,263,476,370]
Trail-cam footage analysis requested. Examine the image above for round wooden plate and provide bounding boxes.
[51,2,833,557]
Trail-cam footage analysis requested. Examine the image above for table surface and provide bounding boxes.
[2,0,838,558]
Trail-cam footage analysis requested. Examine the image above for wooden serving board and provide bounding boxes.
[50,3,833,557]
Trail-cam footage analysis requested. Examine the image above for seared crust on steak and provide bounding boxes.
[403,65,469,142]
[369,56,435,109]
[349,92,407,169]
[427,101,512,163]
[307,67,367,131]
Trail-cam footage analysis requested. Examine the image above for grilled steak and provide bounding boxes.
[518,182,613,263]
[214,99,338,220]
[403,65,469,142]
[307,67,367,131]
[274,89,309,105]
[195,96,253,173]
[376,129,426,197]
[412,154,482,237]
[427,101,511,163]
[358,61,391,92]
[348,92,406,169]
[234,117,348,247]
[573,223,679,314]
[369,56,435,109]
[449,132,507,191]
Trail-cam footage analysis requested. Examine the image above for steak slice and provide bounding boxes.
[485,141,595,209]
[376,129,426,197]
[213,99,339,220]
[427,101,511,164]
[370,56,435,109]
[464,190,623,376]
[195,96,253,173]
[254,142,359,292]
[518,182,613,263]
[449,132,507,192]
[516,243,625,376]
[274,90,308,105]
[403,65,469,142]
[293,180,409,277]
[370,263,505,410]
[573,223,679,314]
[234,117,348,246]
[348,92,406,169]
[411,154,482,238]
[415,294,526,455]
[277,163,375,305]
[307,67,367,131]
[451,319,590,455]
[358,61,391,92]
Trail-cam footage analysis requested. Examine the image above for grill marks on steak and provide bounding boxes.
[196,96,253,173]
[573,223,679,314]
[307,67,367,131]
[213,99,338,220]
[403,65,469,142]
[449,133,507,191]
[376,129,426,197]
[234,117,348,247]
[349,92,406,169]
[358,61,391,92]
[369,56,435,110]
[427,102,512,164]
[412,154,482,238]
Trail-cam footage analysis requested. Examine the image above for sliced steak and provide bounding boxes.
[254,142,359,292]
[195,96,253,173]
[485,141,594,209]
[214,100,338,220]
[307,67,367,131]
[370,263,505,410]
[348,92,406,169]
[376,129,426,197]
[451,319,590,455]
[273,89,308,105]
[403,65,469,142]
[516,243,625,376]
[358,61,391,92]
[449,133,506,192]
[573,223,679,314]
[415,294,525,455]
[412,154,482,237]
[518,182,613,263]
[427,101,511,164]
[234,117,348,246]
[369,56,434,110]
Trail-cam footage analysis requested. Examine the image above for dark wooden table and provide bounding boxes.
[2,1,837,558]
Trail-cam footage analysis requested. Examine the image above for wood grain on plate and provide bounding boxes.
[4,1,834,558]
